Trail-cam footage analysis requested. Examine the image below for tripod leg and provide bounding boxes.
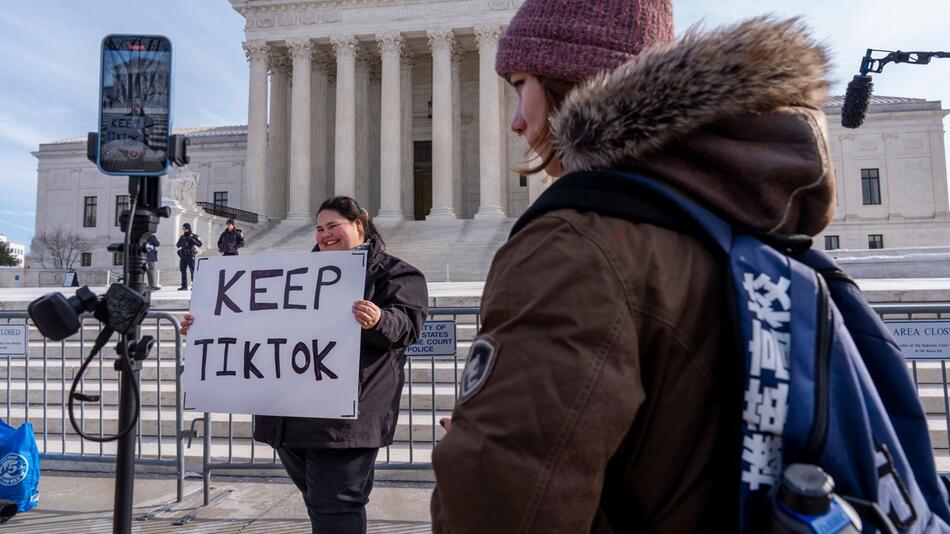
[113,345,141,534]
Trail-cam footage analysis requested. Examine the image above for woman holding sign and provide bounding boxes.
[181,196,427,533]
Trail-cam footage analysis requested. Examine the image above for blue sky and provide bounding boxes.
[0,0,948,250]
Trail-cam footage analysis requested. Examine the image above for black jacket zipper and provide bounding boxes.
[802,274,834,460]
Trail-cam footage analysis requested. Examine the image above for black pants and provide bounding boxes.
[179,256,195,288]
[222,251,238,256]
[146,261,158,287]
[276,447,379,534]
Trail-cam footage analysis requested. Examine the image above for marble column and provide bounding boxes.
[267,49,291,219]
[840,134,857,219]
[331,35,359,198]
[400,51,415,220]
[286,39,314,220]
[882,133,901,217]
[474,26,506,218]
[426,29,457,219]
[310,52,334,212]
[243,40,269,217]
[931,130,950,216]
[451,48,463,216]
[376,33,405,221]
[355,54,372,208]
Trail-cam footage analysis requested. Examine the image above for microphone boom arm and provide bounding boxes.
[860,49,950,75]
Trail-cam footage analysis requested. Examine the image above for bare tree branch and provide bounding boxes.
[30,226,94,270]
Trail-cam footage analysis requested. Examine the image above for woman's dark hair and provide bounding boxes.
[515,76,578,175]
[317,196,385,250]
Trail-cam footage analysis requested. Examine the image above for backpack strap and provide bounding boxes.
[512,170,820,257]
[510,170,734,253]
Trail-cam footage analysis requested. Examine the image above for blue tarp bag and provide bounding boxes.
[512,170,950,533]
[0,419,40,517]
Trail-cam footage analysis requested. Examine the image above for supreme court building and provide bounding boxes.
[234,0,532,222]
[28,0,950,283]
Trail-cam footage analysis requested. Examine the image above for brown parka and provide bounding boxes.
[431,17,836,533]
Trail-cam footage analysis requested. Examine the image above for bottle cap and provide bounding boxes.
[778,463,834,516]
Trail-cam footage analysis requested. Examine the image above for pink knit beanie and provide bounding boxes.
[496,0,675,83]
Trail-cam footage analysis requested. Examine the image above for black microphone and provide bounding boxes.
[841,74,873,128]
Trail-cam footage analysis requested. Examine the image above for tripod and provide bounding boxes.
[111,174,163,533]
[87,133,185,533]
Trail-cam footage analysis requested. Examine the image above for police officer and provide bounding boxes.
[217,218,245,256]
[175,223,202,290]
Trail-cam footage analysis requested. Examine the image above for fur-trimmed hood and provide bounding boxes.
[551,16,836,236]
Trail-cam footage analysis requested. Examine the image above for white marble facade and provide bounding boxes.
[234,0,530,222]
[819,96,950,251]
[29,1,950,278]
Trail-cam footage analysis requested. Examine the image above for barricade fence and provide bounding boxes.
[3,304,950,507]
[195,306,480,503]
[0,310,184,503]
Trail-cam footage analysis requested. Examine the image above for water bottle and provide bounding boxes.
[763,463,862,533]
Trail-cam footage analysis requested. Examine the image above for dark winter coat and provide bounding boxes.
[431,17,835,533]
[217,228,245,255]
[253,239,428,449]
[176,233,202,257]
[146,235,160,262]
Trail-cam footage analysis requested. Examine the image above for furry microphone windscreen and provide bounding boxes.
[841,74,873,128]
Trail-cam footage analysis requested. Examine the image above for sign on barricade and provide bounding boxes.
[406,320,457,356]
[884,320,950,359]
[182,251,366,418]
[0,325,27,356]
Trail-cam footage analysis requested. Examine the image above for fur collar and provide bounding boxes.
[552,16,831,171]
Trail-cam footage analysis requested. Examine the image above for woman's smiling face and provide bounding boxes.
[315,209,364,251]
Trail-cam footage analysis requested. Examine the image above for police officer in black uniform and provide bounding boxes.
[175,223,202,290]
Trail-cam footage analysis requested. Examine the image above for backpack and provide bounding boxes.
[511,170,950,533]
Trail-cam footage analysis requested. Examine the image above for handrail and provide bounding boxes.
[196,202,258,224]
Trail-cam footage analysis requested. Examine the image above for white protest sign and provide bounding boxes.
[884,320,950,360]
[405,320,456,356]
[182,251,366,418]
[0,325,27,356]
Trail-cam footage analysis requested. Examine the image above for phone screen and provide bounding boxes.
[98,35,172,175]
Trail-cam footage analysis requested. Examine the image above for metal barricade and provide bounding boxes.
[873,304,950,465]
[6,300,950,505]
[194,306,480,502]
[0,310,185,502]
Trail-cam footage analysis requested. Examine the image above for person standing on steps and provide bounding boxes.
[145,233,161,291]
[217,218,245,256]
[175,222,202,290]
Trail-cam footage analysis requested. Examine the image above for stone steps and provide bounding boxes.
[0,355,469,383]
[33,434,435,470]
[7,376,950,415]
[0,358,180,381]
[242,218,513,282]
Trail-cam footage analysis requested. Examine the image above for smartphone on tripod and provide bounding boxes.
[97,34,172,176]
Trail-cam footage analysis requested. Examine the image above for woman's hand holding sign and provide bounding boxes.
[180,313,195,336]
[353,300,380,329]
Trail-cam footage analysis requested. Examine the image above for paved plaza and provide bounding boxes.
[1,472,432,533]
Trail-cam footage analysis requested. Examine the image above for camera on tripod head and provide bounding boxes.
[27,284,148,342]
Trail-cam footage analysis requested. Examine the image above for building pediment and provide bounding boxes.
[234,0,522,37]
